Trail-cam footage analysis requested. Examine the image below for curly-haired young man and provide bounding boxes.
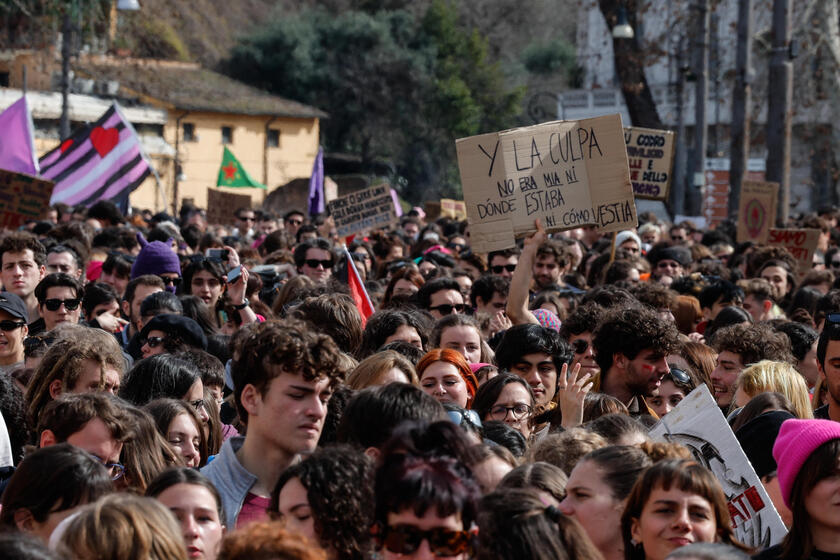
[592,306,681,416]
[709,322,794,409]
[202,320,345,529]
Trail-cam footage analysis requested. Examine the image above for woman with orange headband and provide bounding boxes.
[416,349,478,409]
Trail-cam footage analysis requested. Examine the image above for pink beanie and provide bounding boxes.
[773,418,840,508]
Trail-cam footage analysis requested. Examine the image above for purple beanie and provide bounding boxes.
[773,418,840,508]
[130,232,181,279]
[531,308,561,332]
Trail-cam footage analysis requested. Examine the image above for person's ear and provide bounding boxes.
[763,300,773,314]
[38,266,46,281]
[39,429,56,448]
[630,516,642,545]
[49,379,63,399]
[613,352,629,372]
[120,299,130,319]
[13,508,35,532]
[240,384,262,416]
[20,324,28,338]
[364,447,380,461]
[819,359,826,381]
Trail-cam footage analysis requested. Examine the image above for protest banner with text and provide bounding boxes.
[328,184,397,237]
[766,228,820,279]
[0,170,54,230]
[624,126,675,200]
[440,199,467,221]
[456,114,637,253]
[649,385,787,549]
[207,188,252,227]
[736,181,778,244]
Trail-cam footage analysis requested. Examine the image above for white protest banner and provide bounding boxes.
[736,181,778,244]
[624,126,675,200]
[649,385,787,549]
[327,184,397,237]
[766,228,820,279]
[456,114,637,253]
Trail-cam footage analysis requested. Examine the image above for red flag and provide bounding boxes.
[344,247,374,326]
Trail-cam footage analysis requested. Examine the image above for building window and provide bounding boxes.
[0,72,9,87]
[182,122,196,142]
[267,129,280,147]
[221,126,233,145]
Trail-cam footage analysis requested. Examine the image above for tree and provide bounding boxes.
[225,1,523,202]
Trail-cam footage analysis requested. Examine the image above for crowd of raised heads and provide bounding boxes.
[2,200,840,559]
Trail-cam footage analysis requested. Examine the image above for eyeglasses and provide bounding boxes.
[428,303,465,315]
[141,336,165,349]
[491,264,517,274]
[158,276,182,288]
[668,366,690,384]
[43,298,80,312]
[91,455,125,481]
[446,409,482,429]
[0,320,26,331]
[304,259,334,269]
[572,339,589,354]
[489,403,533,420]
[376,525,474,557]
[286,218,303,226]
[238,216,255,222]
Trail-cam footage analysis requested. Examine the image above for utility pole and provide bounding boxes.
[59,10,72,140]
[690,0,710,216]
[766,0,792,225]
[729,0,753,221]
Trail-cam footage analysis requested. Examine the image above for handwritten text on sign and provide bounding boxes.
[206,188,252,227]
[649,385,787,548]
[456,114,637,253]
[328,184,397,237]
[624,127,675,200]
[0,170,55,230]
[767,228,820,278]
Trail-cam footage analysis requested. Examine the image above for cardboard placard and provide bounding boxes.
[440,199,467,220]
[327,184,397,237]
[0,170,55,230]
[766,228,820,278]
[649,385,787,549]
[456,114,637,253]
[206,188,252,227]
[624,126,675,200]
[736,181,779,244]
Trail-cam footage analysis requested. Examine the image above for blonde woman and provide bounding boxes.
[346,350,419,390]
[733,360,813,419]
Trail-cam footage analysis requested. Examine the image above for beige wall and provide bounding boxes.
[154,111,320,213]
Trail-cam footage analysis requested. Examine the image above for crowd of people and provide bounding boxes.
[0,198,839,559]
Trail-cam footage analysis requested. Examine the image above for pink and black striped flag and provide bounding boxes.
[39,103,152,206]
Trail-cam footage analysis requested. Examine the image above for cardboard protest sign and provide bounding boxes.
[456,114,637,253]
[0,170,55,230]
[440,199,467,221]
[649,385,787,548]
[624,127,675,200]
[736,181,778,244]
[206,188,252,227]
[327,184,397,237]
[766,228,820,279]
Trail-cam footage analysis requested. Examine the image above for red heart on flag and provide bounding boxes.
[90,126,119,158]
[59,139,73,153]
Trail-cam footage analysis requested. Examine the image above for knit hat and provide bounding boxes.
[773,418,840,508]
[648,245,692,267]
[130,233,181,280]
[735,410,794,479]
[531,308,561,332]
[139,314,207,351]
[615,230,642,251]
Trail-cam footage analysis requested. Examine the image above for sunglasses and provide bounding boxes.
[669,366,690,384]
[43,298,80,312]
[158,276,182,288]
[304,259,334,269]
[572,339,589,354]
[376,525,473,557]
[491,264,517,274]
[429,303,465,315]
[141,336,165,349]
[91,455,125,481]
[0,320,26,331]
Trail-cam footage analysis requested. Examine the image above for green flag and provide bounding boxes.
[216,147,266,189]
